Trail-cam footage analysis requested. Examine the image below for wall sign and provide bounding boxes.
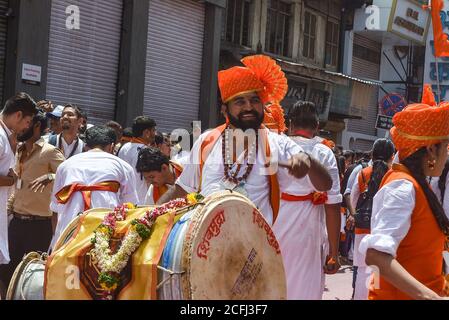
[375,115,394,130]
[21,63,42,85]
[388,0,431,45]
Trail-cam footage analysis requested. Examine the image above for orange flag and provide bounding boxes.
[422,84,437,106]
[430,0,449,57]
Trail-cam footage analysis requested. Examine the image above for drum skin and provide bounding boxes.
[160,191,286,300]
[6,252,46,300]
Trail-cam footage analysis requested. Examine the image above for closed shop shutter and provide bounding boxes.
[348,34,381,136]
[353,138,376,152]
[0,0,8,104]
[143,0,205,133]
[46,0,123,124]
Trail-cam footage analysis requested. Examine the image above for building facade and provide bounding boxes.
[0,0,428,143]
[220,0,383,146]
[342,0,428,150]
[0,0,226,132]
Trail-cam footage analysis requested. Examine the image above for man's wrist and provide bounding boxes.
[47,173,55,181]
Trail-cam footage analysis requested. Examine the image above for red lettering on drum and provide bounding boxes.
[252,210,281,254]
[196,210,226,260]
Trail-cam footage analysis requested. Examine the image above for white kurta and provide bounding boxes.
[176,129,302,226]
[272,136,342,300]
[50,151,139,250]
[117,142,149,204]
[0,123,15,264]
[430,176,449,218]
[350,170,369,300]
[55,134,84,159]
[359,179,415,258]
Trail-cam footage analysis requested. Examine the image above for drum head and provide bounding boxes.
[183,191,286,300]
[6,252,45,300]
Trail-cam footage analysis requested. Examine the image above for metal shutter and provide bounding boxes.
[348,34,381,136]
[144,0,205,132]
[353,138,376,152]
[0,0,8,104]
[46,0,123,124]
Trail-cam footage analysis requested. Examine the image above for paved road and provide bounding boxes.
[322,263,354,300]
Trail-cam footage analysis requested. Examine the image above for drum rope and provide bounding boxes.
[20,258,46,300]
[156,266,185,290]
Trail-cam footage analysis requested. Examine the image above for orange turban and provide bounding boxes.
[218,55,288,132]
[390,85,449,160]
[263,102,287,134]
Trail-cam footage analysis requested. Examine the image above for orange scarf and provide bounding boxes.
[130,137,149,145]
[55,181,121,211]
[199,124,280,223]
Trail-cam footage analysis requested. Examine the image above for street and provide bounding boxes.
[323,263,354,300]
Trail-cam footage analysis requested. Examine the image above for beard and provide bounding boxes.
[227,110,264,131]
[17,126,34,142]
[62,122,71,130]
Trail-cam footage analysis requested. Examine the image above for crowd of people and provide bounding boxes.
[0,55,448,300]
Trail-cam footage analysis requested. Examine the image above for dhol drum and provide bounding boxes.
[10,191,286,300]
[157,191,286,299]
[6,252,47,300]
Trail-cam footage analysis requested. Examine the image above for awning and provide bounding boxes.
[275,58,383,87]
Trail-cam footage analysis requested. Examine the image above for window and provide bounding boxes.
[303,11,317,60]
[325,21,339,67]
[265,0,292,57]
[223,0,252,47]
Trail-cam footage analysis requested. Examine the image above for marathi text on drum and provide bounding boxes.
[252,209,281,254]
[196,210,226,260]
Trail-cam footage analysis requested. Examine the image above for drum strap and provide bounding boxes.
[55,181,121,211]
[199,125,280,223]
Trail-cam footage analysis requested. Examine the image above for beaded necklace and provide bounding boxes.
[221,128,258,185]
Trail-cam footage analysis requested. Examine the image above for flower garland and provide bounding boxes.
[91,193,204,300]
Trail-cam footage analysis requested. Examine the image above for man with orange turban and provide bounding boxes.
[156,55,334,300]
[359,85,449,300]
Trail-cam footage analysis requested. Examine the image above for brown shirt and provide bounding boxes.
[13,138,65,217]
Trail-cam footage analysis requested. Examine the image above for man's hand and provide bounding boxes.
[8,168,17,185]
[37,100,53,112]
[346,214,355,231]
[280,152,311,179]
[324,255,341,275]
[29,174,54,193]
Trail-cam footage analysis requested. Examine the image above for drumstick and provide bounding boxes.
[277,160,291,169]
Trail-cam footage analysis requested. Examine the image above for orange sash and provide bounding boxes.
[55,181,121,211]
[281,192,328,205]
[130,137,148,145]
[152,162,184,203]
[199,125,281,223]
